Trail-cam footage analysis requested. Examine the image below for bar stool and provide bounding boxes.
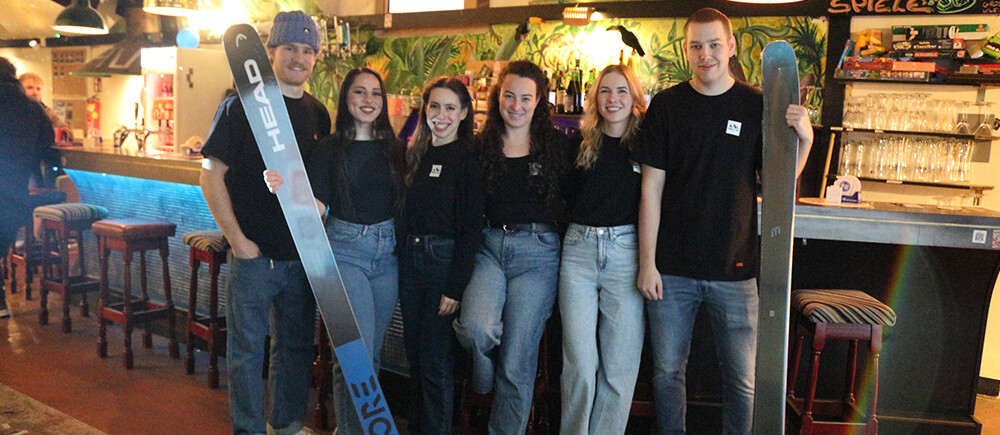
[6,189,67,300]
[93,217,179,369]
[34,203,107,332]
[181,230,228,388]
[786,289,897,435]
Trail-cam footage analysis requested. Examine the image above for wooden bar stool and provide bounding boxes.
[181,230,228,388]
[93,217,179,369]
[34,203,107,332]
[6,189,67,300]
[786,289,897,435]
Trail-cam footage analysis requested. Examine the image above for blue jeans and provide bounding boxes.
[646,275,758,435]
[226,255,316,435]
[558,224,644,435]
[325,218,398,434]
[399,235,460,435]
[453,227,560,435]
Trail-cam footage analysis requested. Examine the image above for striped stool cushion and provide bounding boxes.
[792,289,896,326]
[33,203,108,223]
[182,230,229,253]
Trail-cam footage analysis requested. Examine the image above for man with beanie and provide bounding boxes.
[200,11,331,435]
[0,57,57,319]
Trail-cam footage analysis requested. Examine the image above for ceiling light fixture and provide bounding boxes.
[143,0,200,17]
[52,0,109,35]
[563,6,596,26]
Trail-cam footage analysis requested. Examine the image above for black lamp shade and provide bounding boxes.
[53,0,109,35]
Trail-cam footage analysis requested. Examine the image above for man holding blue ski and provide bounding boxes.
[200,10,331,435]
[633,7,813,434]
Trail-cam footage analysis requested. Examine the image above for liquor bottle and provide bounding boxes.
[546,70,556,107]
[555,70,565,114]
[563,74,575,114]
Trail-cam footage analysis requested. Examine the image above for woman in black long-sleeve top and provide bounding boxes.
[398,76,482,435]
[452,60,576,434]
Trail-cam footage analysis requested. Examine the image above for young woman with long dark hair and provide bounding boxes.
[453,60,574,433]
[398,76,482,434]
[265,67,403,434]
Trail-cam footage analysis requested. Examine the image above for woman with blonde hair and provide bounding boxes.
[559,63,647,434]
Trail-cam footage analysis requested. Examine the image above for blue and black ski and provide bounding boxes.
[753,40,800,434]
[222,23,397,435]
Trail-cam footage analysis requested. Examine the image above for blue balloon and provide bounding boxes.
[177,28,199,49]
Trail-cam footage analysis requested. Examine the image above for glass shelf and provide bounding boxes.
[831,126,996,141]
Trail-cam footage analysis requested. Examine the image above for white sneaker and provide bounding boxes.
[0,309,10,319]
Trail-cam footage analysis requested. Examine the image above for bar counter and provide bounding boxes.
[784,201,1000,434]
[53,142,1000,432]
[57,144,203,185]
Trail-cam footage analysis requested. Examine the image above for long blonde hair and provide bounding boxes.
[577,64,646,169]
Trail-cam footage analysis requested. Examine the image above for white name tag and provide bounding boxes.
[429,164,442,178]
[632,161,641,174]
[726,120,742,136]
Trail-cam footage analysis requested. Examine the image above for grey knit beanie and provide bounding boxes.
[267,11,320,52]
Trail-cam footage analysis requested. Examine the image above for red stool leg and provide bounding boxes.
[844,339,859,419]
[140,251,152,349]
[59,225,72,333]
[161,244,178,360]
[123,249,134,370]
[207,258,221,388]
[186,253,201,375]
[77,228,90,318]
[38,226,50,326]
[97,238,109,358]
[801,324,828,433]
[788,322,806,400]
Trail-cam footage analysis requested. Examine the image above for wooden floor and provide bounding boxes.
[4,271,1000,435]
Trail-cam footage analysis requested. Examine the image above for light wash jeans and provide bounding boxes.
[646,275,758,435]
[558,224,644,435]
[399,235,460,435]
[226,254,316,435]
[454,227,560,435]
[325,218,398,434]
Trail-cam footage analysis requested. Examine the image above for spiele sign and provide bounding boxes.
[827,0,980,14]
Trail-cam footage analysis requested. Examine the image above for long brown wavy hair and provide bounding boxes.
[477,60,566,201]
[577,64,647,169]
[406,76,475,186]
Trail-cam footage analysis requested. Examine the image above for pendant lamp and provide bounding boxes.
[52,0,109,35]
[143,0,200,17]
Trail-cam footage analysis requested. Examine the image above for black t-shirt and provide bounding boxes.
[633,81,762,281]
[201,93,331,261]
[568,135,641,227]
[309,139,396,225]
[402,139,484,300]
[484,135,575,225]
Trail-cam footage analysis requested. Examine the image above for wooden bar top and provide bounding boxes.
[56,145,203,185]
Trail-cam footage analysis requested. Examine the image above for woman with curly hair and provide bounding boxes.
[453,60,575,433]
[398,76,482,434]
[559,64,647,434]
[265,67,403,435]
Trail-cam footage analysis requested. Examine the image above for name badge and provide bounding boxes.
[529,162,541,176]
[726,120,742,136]
[429,164,442,178]
[631,161,641,174]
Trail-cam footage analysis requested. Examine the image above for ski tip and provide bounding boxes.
[762,40,795,59]
[223,23,258,48]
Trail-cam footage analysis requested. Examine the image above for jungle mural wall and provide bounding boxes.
[304,16,828,122]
